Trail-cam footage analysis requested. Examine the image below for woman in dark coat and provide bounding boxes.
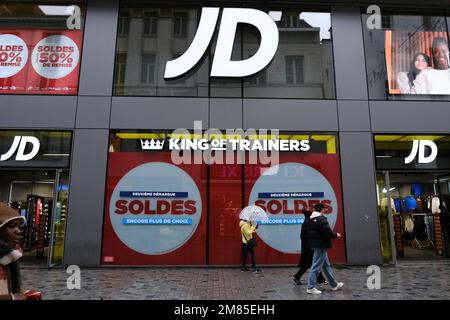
[291,210,326,285]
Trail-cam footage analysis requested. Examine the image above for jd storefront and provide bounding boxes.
[101,131,346,265]
[0,130,72,267]
[375,135,450,263]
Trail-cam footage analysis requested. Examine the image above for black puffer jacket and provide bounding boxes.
[306,212,337,249]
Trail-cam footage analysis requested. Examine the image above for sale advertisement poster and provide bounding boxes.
[103,134,345,265]
[244,153,346,264]
[208,153,346,265]
[102,152,208,265]
[0,29,83,95]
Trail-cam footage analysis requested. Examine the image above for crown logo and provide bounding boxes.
[140,139,165,150]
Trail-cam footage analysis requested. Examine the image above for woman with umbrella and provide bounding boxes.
[239,206,266,273]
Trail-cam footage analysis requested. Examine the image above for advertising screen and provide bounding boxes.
[385,30,450,95]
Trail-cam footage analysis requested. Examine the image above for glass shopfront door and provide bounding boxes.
[0,130,72,267]
[48,170,70,267]
[377,171,450,261]
[437,174,450,257]
[374,135,450,261]
[376,171,396,264]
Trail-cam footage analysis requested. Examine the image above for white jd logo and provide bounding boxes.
[404,140,438,164]
[164,7,279,79]
[0,136,40,161]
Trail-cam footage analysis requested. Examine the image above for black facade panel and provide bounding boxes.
[64,129,109,266]
[0,95,77,129]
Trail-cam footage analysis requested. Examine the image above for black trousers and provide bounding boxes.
[294,250,326,283]
[242,243,256,269]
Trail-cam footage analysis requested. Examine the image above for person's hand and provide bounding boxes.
[336,233,342,239]
[12,293,26,300]
[23,290,42,300]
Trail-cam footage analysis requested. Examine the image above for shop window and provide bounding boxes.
[285,56,304,84]
[381,15,392,29]
[113,4,208,97]
[243,9,335,99]
[246,53,267,85]
[280,12,302,28]
[118,11,130,36]
[248,70,267,85]
[114,53,127,95]
[173,12,188,37]
[0,2,86,95]
[113,3,334,99]
[103,131,346,265]
[140,54,156,84]
[0,130,72,266]
[374,136,450,259]
[362,9,450,100]
[166,53,186,85]
[143,12,158,36]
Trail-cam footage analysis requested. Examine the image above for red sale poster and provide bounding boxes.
[208,153,346,265]
[0,29,83,95]
[102,152,208,265]
[102,134,346,266]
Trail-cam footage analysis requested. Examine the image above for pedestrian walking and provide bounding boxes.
[291,209,326,285]
[239,219,261,273]
[306,203,343,295]
[0,202,27,300]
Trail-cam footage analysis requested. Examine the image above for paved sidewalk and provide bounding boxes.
[21,260,450,300]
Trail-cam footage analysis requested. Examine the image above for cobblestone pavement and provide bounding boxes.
[20,260,450,300]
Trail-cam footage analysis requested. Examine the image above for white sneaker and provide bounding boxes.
[306,287,322,295]
[331,282,344,291]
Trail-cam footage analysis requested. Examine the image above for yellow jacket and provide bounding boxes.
[239,220,256,244]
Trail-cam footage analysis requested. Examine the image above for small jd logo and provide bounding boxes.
[0,136,40,161]
[404,140,438,164]
[164,7,279,79]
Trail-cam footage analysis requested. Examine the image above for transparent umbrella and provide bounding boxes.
[239,205,268,223]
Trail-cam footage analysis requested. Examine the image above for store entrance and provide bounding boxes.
[0,169,69,267]
[377,171,450,262]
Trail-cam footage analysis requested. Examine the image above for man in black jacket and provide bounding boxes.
[306,203,343,295]
[291,209,326,285]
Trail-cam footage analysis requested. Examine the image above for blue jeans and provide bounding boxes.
[424,215,434,241]
[307,248,338,289]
